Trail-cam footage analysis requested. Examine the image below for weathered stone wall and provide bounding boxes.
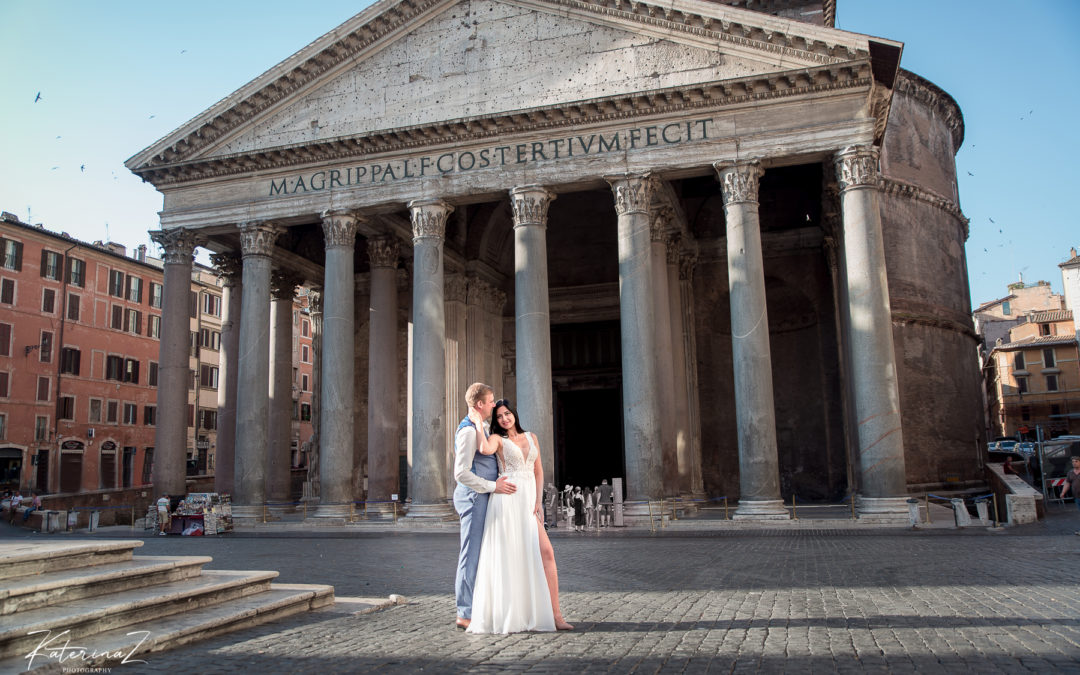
[880,70,985,488]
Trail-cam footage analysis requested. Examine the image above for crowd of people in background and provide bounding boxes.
[543,479,615,531]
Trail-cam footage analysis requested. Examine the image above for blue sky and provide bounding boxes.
[1,1,1076,309]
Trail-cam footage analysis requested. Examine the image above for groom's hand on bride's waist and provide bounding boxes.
[494,476,517,494]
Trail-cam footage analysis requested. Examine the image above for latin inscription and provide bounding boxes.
[268,118,714,196]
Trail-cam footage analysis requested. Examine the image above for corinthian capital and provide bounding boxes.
[713,161,763,205]
[408,199,453,241]
[150,228,204,265]
[665,232,682,265]
[834,146,881,191]
[445,273,468,303]
[321,210,361,249]
[679,252,697,281]
[210,252,243,286]
[367,236,400,269]
[271,269,303,300]
[238,222,282,258]
[510,185,555,228]
[606,174,652,216]
[649,207,674,242]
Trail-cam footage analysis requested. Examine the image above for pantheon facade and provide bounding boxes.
[128,0,983,521]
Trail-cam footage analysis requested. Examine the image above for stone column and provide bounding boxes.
[665,235,692,498]
[680,253,706,498]
[407,199,454,518]
[268,270,300,514]
[605,174,663,509]
[149,228,202,500]
[306,289,323,502]
[233,222,281,519]
[367,237,401,508]
[834,146,909,520]
[444,273,468,497]
[312,210,359,519]
[466,277,488,385]
[714,162,787,520]
[511,185,556,480]
[649,208,678,496]
[211,254,241,495]
[486,288,507,394]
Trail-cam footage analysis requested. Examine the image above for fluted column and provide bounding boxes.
[511,185,556,481]
[211,254,242,495]
[466,278,488,385]
[407,199,454,518]
[680,253,705,498]
[149,228,203,499]
[665,235,692,498]
[268,270,301,514]
[714,161,786,520]
[485,287,507,394]
[367,238,401,506]
[605,174,663,508]
[444,273,468,497]
[835,146,908,520]
[312,211,359,518]
[233,222,281,518]
[649,208,678,496]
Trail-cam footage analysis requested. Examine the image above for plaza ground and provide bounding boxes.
[4,505,1080,673]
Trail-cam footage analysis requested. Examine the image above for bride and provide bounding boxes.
[466,399,573,634]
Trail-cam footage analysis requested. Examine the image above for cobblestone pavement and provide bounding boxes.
[7,505,1080,674]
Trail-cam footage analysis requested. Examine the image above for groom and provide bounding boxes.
[452,382,517,630]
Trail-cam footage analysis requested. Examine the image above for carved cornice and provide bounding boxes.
[367,236,400,268]
[895,69,964,152]
[150,228,203,265]
[834,146,879,192]
[892,312,978,343]
[868,81,892,146]
[409,199,452,241]
[510,185,555,228]
[210,252,243,286]
[714,161,763,205]
[321,209,361,249]
[131,0,867,181]
[607,173,653,215]
[238,222,282,258]
[880,178,970,240]
[271,269,303,300]
[132,61,873,186]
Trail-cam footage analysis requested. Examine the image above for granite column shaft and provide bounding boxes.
[367,238,401,503]
[212,254,242,495]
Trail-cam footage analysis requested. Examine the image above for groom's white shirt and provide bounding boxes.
[454,420,496,493]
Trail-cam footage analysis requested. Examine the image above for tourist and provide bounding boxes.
[1058,456,1080,535]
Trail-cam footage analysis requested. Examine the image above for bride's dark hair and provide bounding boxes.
[492,399,527,437]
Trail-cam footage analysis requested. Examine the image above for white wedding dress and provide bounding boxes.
[466,433,555,634]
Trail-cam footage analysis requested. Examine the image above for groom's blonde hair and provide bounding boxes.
[465,382,493,408]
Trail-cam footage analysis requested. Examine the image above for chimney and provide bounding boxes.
[1072,247,1077,259]
[136,244,147,263]
[106,242,126,256]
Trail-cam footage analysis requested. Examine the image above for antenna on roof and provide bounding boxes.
[105,222,110,243]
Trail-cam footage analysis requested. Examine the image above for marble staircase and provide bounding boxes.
[0,540,333,673]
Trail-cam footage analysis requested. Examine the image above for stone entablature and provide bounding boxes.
[895,69,964,151]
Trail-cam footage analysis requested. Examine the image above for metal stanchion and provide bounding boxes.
[647,501,655,533]
[364,501,369,521]
[392,502,398,524]
[791,494,799,521]
[991,496,1000,527]
[303,500,307,519]
[723,496,729,520]
[130,504,135,531]
[349,502,355,523]
[262,503,267,524]
[924,494,932,524]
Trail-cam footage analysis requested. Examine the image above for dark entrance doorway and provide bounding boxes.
[554,388,623,489]
[550,320,623,490]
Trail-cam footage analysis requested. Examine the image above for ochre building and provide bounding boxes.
[127,0,982,521]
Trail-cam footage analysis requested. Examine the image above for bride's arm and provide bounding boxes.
[467,409,502,455]
[531,433,544,519]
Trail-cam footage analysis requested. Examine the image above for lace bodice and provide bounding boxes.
[497,434,537,475]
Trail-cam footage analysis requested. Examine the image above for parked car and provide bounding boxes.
[1016,442,1036,457]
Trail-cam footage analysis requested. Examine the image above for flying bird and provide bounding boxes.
[50,166,58,170]
[149,114,155,119]
[180,49,187,54]
[34,92,41,102]
[80,164,85,172]
[989,217,995,224]
[967,171,974,176]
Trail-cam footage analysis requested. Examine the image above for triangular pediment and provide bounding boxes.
[128,0,892,179]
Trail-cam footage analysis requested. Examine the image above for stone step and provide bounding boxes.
[0,569,278,659]
[1,555,213,616]
[0,541,142,582]
[0,582,334,674]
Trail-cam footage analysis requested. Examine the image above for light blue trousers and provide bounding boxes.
[454,484,491,619]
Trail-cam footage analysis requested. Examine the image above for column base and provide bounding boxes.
[732,499,789,520]
[404,502,456,520]
[309,503,354,520]
[361,502,402,519]
[856,496,910,523]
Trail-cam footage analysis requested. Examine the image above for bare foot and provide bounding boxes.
[555,616,574,630]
